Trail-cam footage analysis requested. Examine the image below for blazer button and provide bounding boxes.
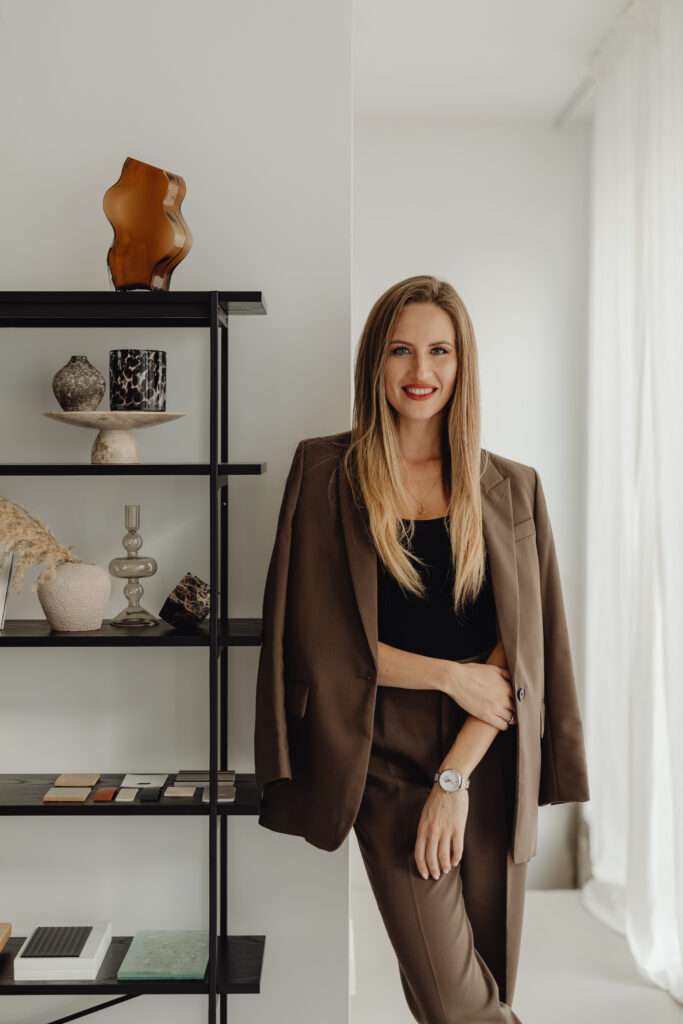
[516,686,526,701]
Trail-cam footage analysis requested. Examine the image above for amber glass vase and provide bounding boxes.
[102,156,192,291]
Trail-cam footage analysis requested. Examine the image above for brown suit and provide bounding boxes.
[254,429,590,864]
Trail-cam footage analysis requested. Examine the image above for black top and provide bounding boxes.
[377,517,498,662]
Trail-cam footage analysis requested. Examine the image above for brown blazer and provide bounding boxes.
[254,430,590,863]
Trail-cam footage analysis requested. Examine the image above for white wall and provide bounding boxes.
[351,112,591,891]
[0,2,351,1022]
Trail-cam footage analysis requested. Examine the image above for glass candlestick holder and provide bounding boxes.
[109,503,159,627]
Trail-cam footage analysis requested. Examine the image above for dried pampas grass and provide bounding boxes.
[0,497,80,592]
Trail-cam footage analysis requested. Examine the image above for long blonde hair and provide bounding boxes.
[342,274,490,616]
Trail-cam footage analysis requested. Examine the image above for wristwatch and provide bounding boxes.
[433,767,470,792]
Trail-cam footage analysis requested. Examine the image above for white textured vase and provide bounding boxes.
[37,561,111,632]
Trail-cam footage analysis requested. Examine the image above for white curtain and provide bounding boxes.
[582,0,683,1002]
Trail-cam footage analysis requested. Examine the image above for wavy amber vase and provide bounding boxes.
[103,156,192,291]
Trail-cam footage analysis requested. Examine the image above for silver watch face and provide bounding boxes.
[438,768,463,792]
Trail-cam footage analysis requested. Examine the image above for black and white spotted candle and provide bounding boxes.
[109,349,167,411]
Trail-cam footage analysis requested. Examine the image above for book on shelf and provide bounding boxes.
[202,783,236,803]
[42,787,91,804]
[115,787,138,803]
[120,773,168,789]
[175,770,235,782]
[13,921,112,980]
[163,785,196,799]
[54,773,100,787]
[117,929,208,981]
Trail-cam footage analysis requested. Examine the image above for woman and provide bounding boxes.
[254,274,590,1024]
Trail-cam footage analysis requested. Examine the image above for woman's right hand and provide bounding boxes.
[441,657,517,730]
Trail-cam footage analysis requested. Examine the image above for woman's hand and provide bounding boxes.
[440,642,517,729]
[414,787,469,880]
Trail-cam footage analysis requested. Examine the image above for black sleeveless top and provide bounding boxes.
[377,517,497,661]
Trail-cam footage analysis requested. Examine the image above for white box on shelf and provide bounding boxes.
[13,921,112,981]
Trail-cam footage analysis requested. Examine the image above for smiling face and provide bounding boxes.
[383,302,457,424]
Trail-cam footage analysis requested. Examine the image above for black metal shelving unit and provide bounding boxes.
[0,290,267,1023]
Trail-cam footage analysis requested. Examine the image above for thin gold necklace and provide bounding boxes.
[402,468,442,517]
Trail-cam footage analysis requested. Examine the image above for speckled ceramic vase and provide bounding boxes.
[37,561,111,632]
[52,355,106,412]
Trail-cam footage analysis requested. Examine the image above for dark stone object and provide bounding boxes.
[159,572,210,631]
[139,787,162,802]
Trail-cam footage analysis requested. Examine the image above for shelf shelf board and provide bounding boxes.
[0,773,261,816]
[0,462,266,476]
[0,934,265,994]
[0,290,266,328]
[0,618,263,647]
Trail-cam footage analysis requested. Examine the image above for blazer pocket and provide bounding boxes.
[540,699,545,739]
[514,516,536,542]
[286,677,310,718]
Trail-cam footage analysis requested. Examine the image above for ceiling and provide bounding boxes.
[353,0,629,124]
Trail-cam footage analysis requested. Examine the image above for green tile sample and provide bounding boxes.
[117,930,209,980]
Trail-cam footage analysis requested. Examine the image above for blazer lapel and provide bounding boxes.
[338,458,379,672]
[480,456,520,683]
[338,449,519,683]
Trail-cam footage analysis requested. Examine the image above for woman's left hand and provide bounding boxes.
[413,786,469,880]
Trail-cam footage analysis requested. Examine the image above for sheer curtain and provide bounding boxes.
[582,0,683,1002]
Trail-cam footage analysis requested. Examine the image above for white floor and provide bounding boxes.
[350,888,683,1023]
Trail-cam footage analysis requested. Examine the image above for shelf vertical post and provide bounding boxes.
[219,316,229,1024]
[208,292,220,1020]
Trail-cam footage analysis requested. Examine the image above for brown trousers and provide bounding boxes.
[352,686,527,1024]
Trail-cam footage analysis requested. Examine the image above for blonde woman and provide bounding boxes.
[254,274,590,1023]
